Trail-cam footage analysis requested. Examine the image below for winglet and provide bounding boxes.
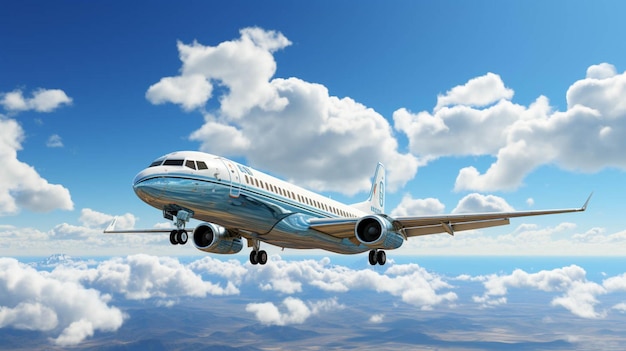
[581,192,593,211]
[104,217,118,233]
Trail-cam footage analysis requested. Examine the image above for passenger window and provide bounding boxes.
[185,160,196,170]
[197,161,208,170]
[163,159,184,166]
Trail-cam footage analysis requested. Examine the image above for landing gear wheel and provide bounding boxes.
[257,250,268,265]
[176,230,188,245]
[169,230,179,245]
[376,250,387,266]
[368,250,378,265]
[250,251,259,265]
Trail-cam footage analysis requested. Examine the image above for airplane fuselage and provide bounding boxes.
[133,151,384,254]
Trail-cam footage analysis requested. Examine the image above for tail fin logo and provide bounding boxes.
[379,181,384,208]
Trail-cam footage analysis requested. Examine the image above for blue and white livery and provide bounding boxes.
[105,151,590,265]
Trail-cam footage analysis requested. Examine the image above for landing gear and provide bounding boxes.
[368,249,386,266]
[249,239,268,265]
[169,229,188,245]
[250,250,268,265]
[163,205,193,246]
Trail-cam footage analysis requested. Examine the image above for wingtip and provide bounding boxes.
[104,217,118,233]
[581,192,593,211]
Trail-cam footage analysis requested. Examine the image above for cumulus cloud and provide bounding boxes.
[0,118,73,215]
[394,63,626,192]
[390,195,445,217]
[46,134,63,148]
[0,88,72,112]
[79,208,136,230]
[434,72,514,112]
[247,256,457,309]
[0,258,124,346]
[245,297,341,326]
[369,314,384,323]
[73,254,240,299]
[146,27,417,195]
[452,193,514,213]
[473,265,607,318]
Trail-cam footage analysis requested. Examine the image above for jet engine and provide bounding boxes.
[355,215,404,250]
[193,223,243,254]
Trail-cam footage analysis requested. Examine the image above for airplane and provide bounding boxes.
[105,151,591,265]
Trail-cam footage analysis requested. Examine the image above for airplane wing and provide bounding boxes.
[103,217,193,234]
[310,194,592,239]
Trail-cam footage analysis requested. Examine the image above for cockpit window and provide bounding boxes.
[197,161,208,170]
[163,159,184,166]
[185,160,196,170]
[149,160,164,167]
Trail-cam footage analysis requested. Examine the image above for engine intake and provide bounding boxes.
[355,215,404,250]
[193,223,243,254]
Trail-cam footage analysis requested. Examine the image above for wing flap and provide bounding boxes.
[403,218,510,237]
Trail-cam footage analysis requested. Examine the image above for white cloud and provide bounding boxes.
[79,208,136,230]
[248,256,457,309]
[473,265,607,318]
[1,88,72,112]
[245,297,341,326]
[395,63,626,192]
[390,195,445,217]
[0,118,73,215]
[46,134,63,147]
[369,314,384,323]
[74,254,240,300]
[146,74,212,111]
[147,27,418,195]
[0,258,124,346]
[586,63,617,79]
[434,72,514,112]
[452,193,514,213]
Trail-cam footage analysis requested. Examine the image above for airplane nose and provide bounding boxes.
[133,175,167,201]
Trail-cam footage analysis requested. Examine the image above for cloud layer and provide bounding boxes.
[2,254,626,346]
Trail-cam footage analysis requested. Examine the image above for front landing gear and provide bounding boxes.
[169,230,188,245]
[163,205,194,246]
[248,238,268,265]
[368,249,386,266]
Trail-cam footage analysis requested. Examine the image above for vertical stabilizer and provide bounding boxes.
[350,163,385,215]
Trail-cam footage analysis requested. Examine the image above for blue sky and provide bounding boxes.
[3,2,626,348]
[2,0,626,257]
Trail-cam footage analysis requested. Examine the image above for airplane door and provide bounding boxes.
[220,159,241,198]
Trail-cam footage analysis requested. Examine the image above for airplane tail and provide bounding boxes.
[350,163,385,215]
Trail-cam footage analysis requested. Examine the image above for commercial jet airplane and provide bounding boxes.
[105,151,590,265]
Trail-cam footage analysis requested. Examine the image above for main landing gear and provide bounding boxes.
[249,239,268,265]
[249,250,268,265]
[368,249,386,266]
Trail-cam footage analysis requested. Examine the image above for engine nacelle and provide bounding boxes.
[193,223,243,254]
[355,215,404,250]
